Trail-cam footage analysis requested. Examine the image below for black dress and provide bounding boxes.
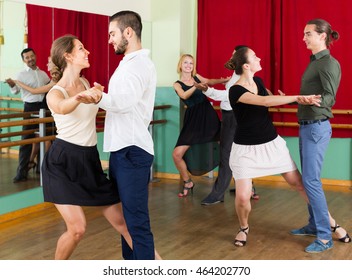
[175,76,220,175]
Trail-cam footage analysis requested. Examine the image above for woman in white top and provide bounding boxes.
[41,35,161,260]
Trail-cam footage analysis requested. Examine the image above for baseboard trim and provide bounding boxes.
[0,202,54,224]
[153,173,352,188]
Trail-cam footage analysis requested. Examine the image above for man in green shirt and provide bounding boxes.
[290,18,351,253]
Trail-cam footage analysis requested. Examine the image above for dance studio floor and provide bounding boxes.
[1,168,352,260]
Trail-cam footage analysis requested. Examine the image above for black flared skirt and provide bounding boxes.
[42,138,119,206]
[175,100,220,176]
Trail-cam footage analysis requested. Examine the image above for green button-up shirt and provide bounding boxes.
[297,49,341,121]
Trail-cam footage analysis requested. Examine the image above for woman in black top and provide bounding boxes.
[173,54,229,197]
[227,46,325,247]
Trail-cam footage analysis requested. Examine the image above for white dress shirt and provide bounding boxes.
[203,71,239,111]
[11,66,50,103]
[99,49,157,155]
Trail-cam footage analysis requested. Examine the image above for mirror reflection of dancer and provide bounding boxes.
[14,57,60,172]
[5,48,50,182]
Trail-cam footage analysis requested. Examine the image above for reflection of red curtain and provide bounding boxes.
[197,0,352,138]
[27,4,122,90]
[27,4,123,129]
[27,5,53,72]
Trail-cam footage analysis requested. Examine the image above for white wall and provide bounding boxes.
[150,0,197,86]
[1,0,198,86]
[0,1,27,80]
[11,0,152,20]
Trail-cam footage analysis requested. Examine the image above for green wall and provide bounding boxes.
[153,87,180,174]
[284,137,352,180]
[0,187,44,214]
[1,86,351,215]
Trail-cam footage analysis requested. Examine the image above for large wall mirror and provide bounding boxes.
[0,0,152,214]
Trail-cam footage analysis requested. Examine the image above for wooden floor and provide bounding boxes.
[1,175,352,260]
[0,152,41,197]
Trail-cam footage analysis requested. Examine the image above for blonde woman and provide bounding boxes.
[173,54,229,197]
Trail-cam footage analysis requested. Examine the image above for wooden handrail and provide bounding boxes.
[0,96,22,102]
[269,108,352,115]
[0,108,23,112]
[0,111,40,120]
[0,116,54,129]
[0,105,171,149]
[154,105,172,110]
[0,129,37,139]
[0,127,55,139]
[212,105,352,115]
[0,135,56,149]
[0,119,168,148]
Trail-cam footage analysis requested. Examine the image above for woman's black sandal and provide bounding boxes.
[234,226,249,247]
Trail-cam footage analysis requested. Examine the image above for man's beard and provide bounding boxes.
[115,36,128,55]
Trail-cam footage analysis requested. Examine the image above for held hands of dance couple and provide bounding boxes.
[195,82,322,106]
[75,82,103,104]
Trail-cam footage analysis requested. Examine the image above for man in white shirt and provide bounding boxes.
[97,11,157,260]
[5,48,50,182]
[199,70,239,205]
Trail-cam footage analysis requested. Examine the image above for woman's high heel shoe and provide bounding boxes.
[251,186,259,200]
[331,223,351,243]
[178,179,195,197]
[234,226,249,247]
[27,161,37,173]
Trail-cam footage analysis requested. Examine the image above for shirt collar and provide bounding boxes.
[122,49,150,63]
[25,65,39,72]
[310,49,330,62]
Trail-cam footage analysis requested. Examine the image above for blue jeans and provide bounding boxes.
[299,120,332,241]
[109,146,155,260]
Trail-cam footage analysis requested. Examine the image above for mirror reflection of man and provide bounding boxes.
[5,48,50,183]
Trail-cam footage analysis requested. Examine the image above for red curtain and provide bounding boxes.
[197,0,352,138]
[27,4,121,90]
[27,5,53,72]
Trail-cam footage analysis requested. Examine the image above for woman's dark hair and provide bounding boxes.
[50,34,78,74]
[307,18,339,48]
[225,46,249,75]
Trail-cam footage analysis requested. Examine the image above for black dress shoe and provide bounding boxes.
[201,196,224,206]
[13,176,27,183]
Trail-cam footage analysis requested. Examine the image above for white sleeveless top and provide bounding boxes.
[49,78,98,146]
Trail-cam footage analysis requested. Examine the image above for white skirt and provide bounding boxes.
[229,135,297,180]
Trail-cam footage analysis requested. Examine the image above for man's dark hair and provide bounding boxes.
[110,10,142,39]
[21,48,35,59]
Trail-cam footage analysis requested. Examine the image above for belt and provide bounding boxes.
[298,118,329,125]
